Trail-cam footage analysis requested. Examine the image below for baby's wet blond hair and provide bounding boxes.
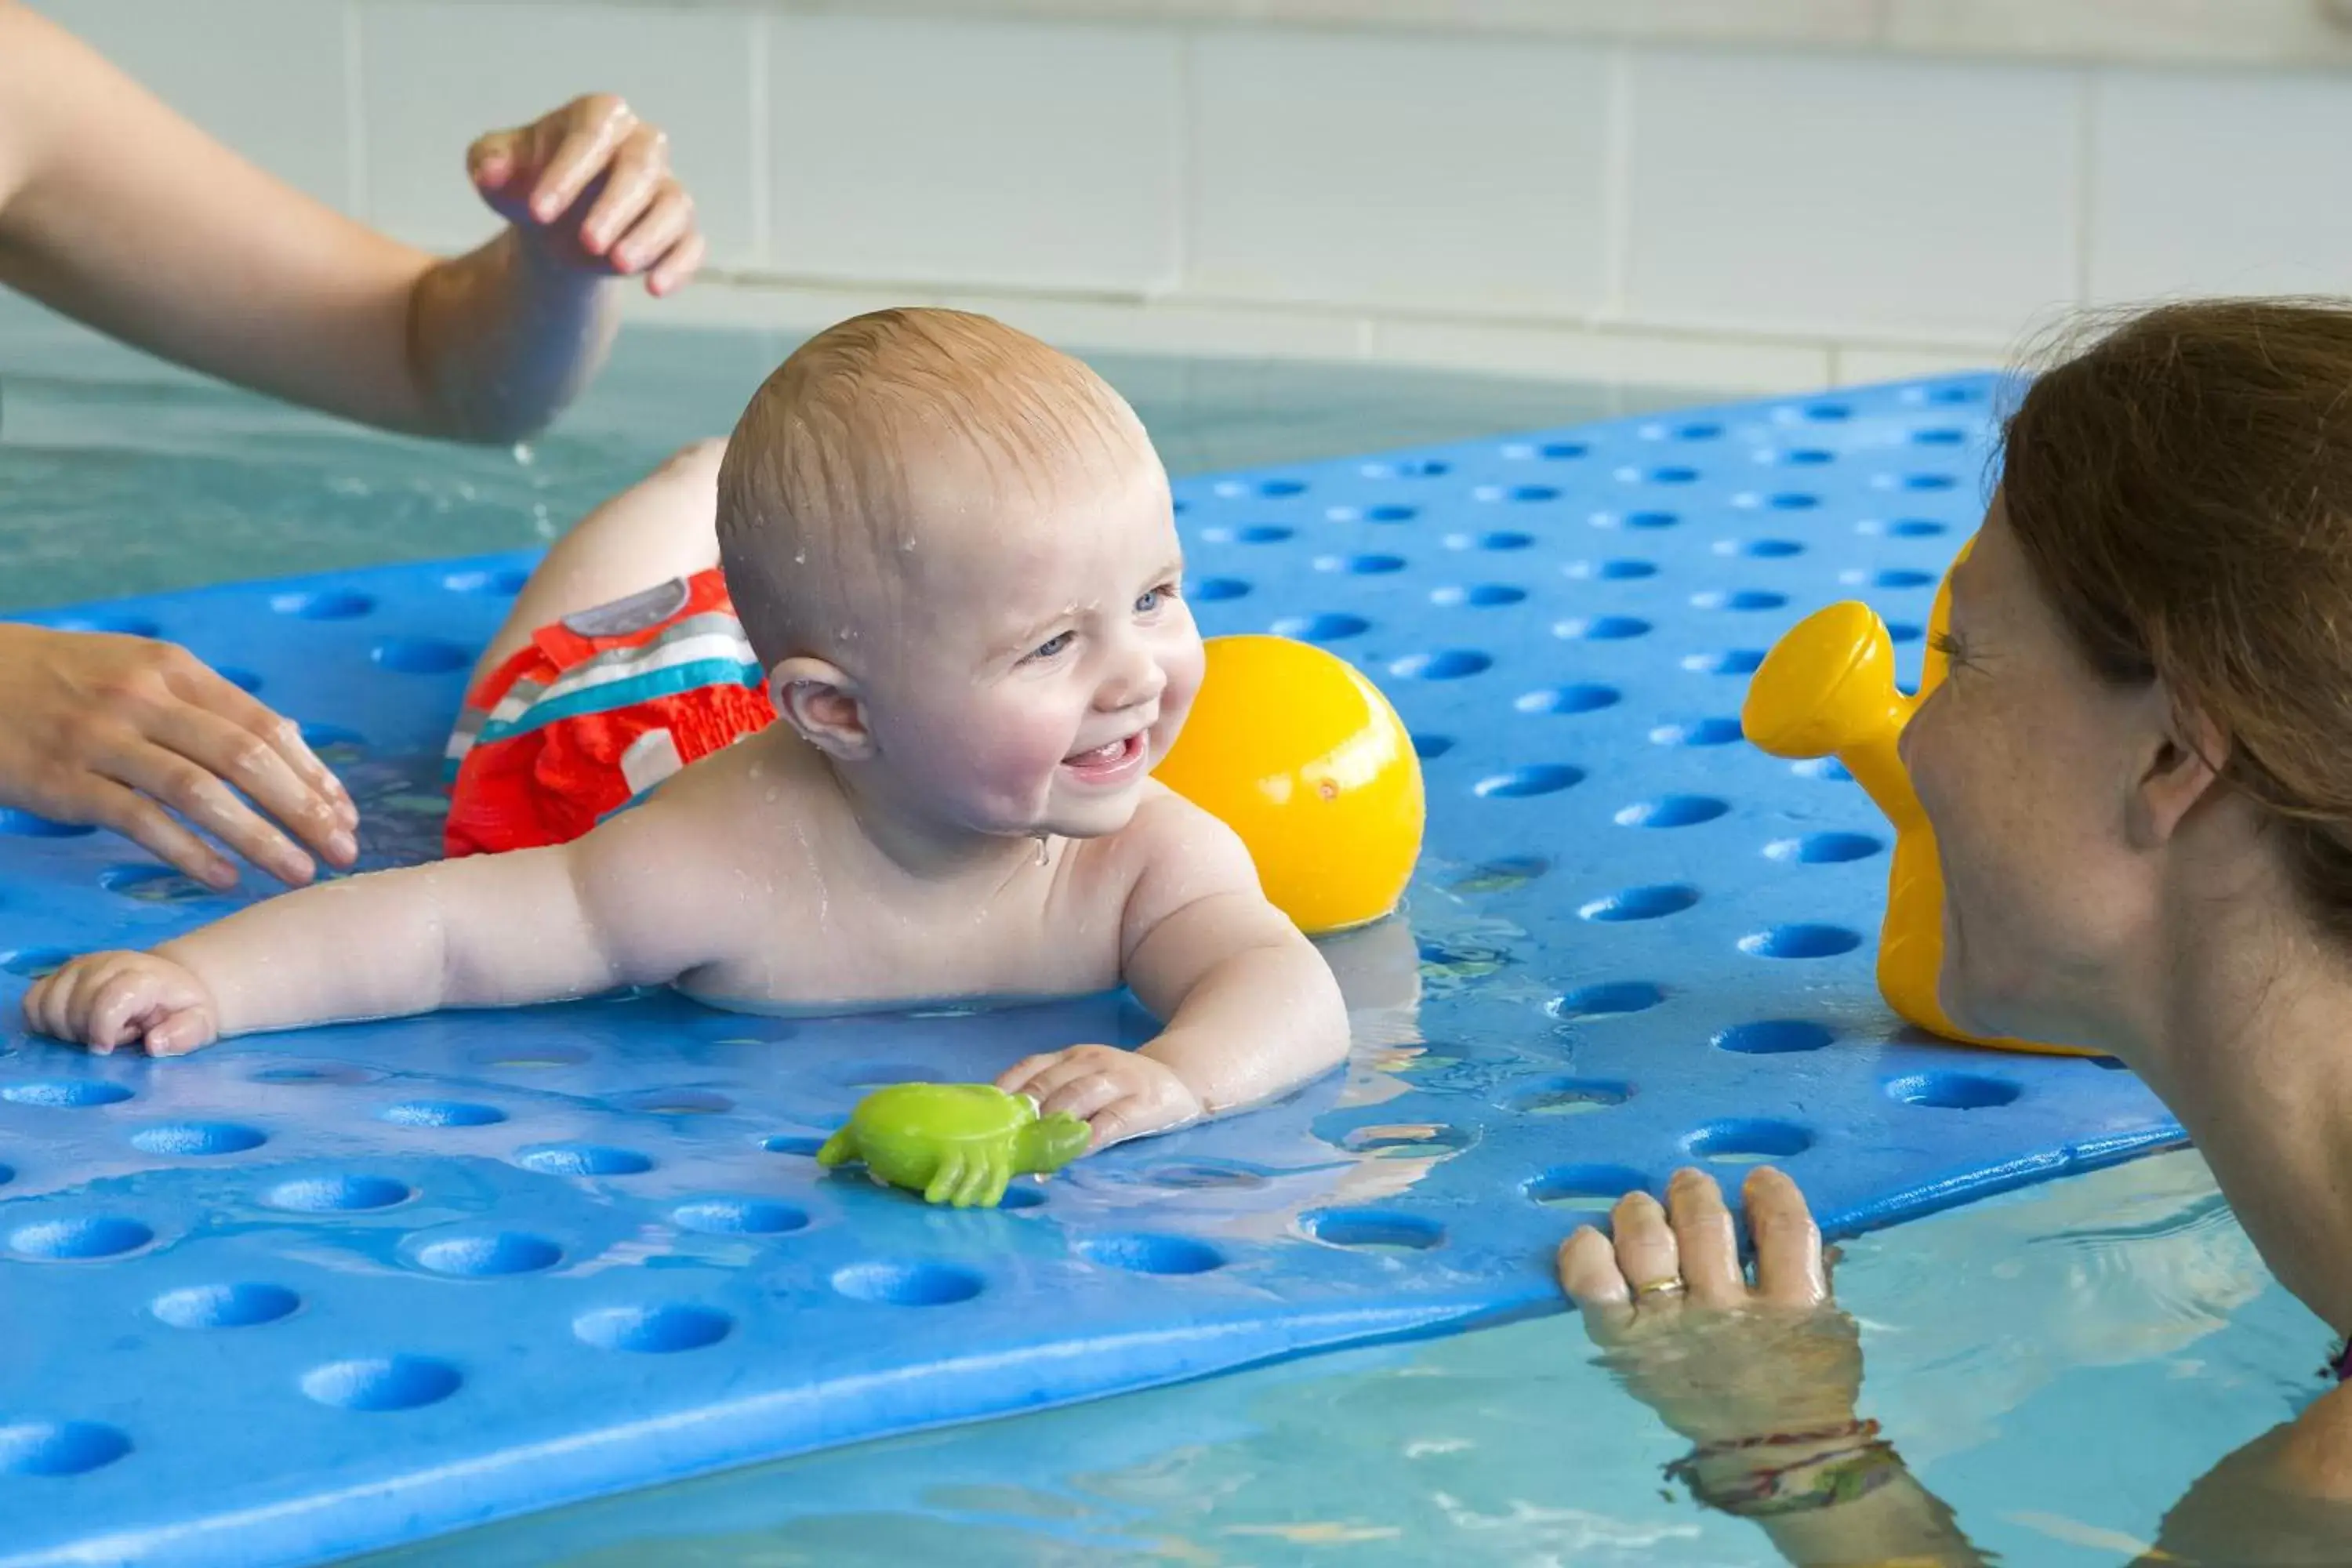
[716,308,1150,669]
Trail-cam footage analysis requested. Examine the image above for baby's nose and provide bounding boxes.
[1099,649,1167,710]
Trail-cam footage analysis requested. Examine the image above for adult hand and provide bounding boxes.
[466,95,706,296]
[1556,1167,1863,1448]
[0,625,357,889]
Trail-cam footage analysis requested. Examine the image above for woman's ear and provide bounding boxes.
[2129,685,2229,850]
[768,655,873,761]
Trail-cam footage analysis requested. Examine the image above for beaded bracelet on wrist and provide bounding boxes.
[1679,1441,1905,1519]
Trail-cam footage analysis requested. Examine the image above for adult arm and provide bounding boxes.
[2147,1383,2352,1565]
[0,3,708,884]
[0,2,705,443]
[1563,1167,2352,1567]
[1557,1167,1988,1566]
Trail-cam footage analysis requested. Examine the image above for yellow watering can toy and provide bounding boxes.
[1740,544,2085,1057]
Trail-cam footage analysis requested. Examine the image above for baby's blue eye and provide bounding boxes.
[1134,588,1161,614]
[1032,631,1074,660]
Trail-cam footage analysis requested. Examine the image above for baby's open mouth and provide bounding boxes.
[1062,731,1145,777]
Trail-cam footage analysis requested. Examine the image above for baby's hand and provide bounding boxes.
[997,1044,1203,1151]
[21,951,219,1057]
[467,95,706,295]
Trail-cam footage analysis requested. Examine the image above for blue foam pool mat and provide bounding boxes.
[0,373,2184,1566]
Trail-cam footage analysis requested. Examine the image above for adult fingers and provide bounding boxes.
[160,655,352,826]
[1555,1225,1637,1343]
[579,123,671,257]
[1610,1189,1685,1306]
[1665,1167,1748,1309]
[1745,1167,1832,1308]
[527,96,636,226]
[467,126,522,188]
[147,699,355,868]
[612,184,695,276]
[647,229,706,296]
[76,775,236,889]
[107,735,313,887]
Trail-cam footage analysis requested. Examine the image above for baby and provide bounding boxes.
[24,308,1351,1148]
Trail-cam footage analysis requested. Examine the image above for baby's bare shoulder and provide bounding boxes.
[575,735,830,892]
[659,731,819,804]
[1088,785,1261,906]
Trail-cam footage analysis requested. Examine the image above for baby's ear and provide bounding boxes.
[768,656,872,760]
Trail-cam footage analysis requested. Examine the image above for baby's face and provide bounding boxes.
[862,446,1204,842]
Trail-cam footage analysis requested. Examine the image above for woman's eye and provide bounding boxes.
[1928,629,1968,666]
[1030,631,1074,661]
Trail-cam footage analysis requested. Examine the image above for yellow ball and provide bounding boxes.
[1154,634,1425,935]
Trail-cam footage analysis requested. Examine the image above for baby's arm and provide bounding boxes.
[999,798,1349,1147]
[22,800,733,1054]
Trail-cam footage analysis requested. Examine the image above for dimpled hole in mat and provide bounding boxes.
[0,375,2180,1567]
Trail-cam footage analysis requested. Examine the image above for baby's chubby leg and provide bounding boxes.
[467,437,728,688]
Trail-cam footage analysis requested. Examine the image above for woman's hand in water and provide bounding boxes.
[1556,1167,1864,1448]
[466,95,706,296]
[1560,1171,1990,1559]
[23,949,219,1058]
[996,1044,1205,1150]
[0,626,356,889]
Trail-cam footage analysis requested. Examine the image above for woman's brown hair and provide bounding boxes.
[2002,297,2352,938]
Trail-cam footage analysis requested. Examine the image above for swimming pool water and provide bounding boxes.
[0,292,1701,608]
[2,292,2336,1566]
[336,1152,2328,1568]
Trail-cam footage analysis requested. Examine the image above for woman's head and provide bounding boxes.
[1905,299,2352,1047]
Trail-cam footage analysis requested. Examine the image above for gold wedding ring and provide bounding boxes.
[1634,1276,1686,1298]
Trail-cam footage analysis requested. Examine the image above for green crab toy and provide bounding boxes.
[816,1083,1091,1208]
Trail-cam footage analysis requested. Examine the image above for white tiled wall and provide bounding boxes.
[1187,31,1613,317]
[34,0,354,206]
[767,15,1182,293]
[26,0,2352,394]
[359,2,763,265]
[1621,48,2082,343]
[2088,68,2352,304]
